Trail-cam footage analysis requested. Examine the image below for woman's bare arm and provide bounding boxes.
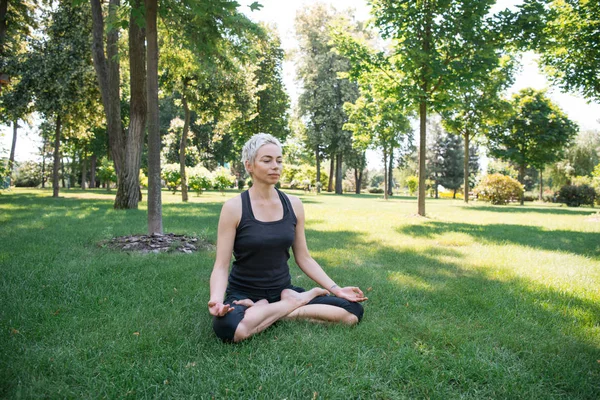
[208,197,241,316]
[289,195,367,303]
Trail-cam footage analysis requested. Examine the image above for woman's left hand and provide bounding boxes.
[332,286,368,302]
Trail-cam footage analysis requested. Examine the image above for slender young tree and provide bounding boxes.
[365,0,500,215]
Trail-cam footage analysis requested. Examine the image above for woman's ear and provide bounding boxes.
[245,160,252,174]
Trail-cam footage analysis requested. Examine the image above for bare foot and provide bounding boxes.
[281,288,329,307]
[233,298,269,308]
[233,299,255,307]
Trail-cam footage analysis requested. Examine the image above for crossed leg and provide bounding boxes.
[232,288,328,342]
[284,304,359,325]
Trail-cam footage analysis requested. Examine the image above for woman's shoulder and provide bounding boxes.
[220,194,243,218]
[280,191,302,207]
[280,191,304,218]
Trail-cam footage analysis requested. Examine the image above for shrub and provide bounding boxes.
[188,166,212,195]
[523,191,537,202]
[97,159,117,189]
[406,176,418,196]
[247,178,253,188]
[369,187,384,194]
[557,184,595,207]
[13,161,42,187]
[139,171,148,189]
[474,173,523,205]
[0,160,10,189]
[213,167,236,192]
[237,178,245,190]
[161,163,181,193]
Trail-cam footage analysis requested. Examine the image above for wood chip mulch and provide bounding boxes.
[101,233,215,254]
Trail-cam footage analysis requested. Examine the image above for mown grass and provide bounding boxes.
[1,188,599,399]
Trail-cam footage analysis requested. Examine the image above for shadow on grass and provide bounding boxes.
[467,204,596,216]
[2,191,599,397]
[302,227,600,397]
[397,221,600,259]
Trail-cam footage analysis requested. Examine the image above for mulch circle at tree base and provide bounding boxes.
[100,233,215,254]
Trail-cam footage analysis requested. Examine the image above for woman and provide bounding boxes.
[208,133,367,342]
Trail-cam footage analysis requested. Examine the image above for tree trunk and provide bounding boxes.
[463,129,470,203]
[315,149,321,193]
[61,158,66,189]
[52,116,61,197]
[539,168,543,201]
[418,101,427,216]
[8,119,17,177]
[383,150,388,200]
[81,150,87,190]
[41,135,47,188]
[114,4,146,210]
[328,157,334,192]
[89,154,97,188]
[453,188,457,199]
[90,0,124,176]
[335,153,343,195]
[180,86,190,202]
[145,0,162,234]
[518,164,525,205]
[388,148,394,197]
[354,168,360,194]
[0,0,7,52]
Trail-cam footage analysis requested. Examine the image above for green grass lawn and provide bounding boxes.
[1,188,599,399]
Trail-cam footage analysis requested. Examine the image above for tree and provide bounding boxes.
[344,87,412,200]
[537,0,600,103]
[365,0,502,215]
[441,55,515,202]
[26,3,99,198]
[0,0,37,178]
[244,24,290,140]
[487,88,578,205]
[295,4,359,194]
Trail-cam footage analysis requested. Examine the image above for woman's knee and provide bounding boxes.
[213,311,244,342]
[343,312,359,325]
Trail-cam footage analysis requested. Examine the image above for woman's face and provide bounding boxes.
[247,143,283,184]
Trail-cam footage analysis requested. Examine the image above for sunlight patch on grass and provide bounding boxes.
[389,272,434,291]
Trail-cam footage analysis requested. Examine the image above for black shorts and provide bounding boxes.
[212,284,364,342]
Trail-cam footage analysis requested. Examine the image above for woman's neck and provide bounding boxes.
[249,182,277,201]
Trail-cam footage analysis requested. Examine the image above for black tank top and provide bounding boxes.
[227,188,296,292]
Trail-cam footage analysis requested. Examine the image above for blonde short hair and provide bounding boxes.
[241,133,283,173]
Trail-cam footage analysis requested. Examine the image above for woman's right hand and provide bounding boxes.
[208,301,234,317]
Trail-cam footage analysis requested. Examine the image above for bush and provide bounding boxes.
[213,167,236,192]
[237,178,245,190]
[188,166,212,195]
[523,191,537,202]
[247,179,253,188]
[406,176,418,196]
[139,171,148,189]
[97,159,117,189]
[557,184,595,207]
[0,160,10,189]
[281,163,327,187]
[368,187,384,194]
[13,161,42,187]
[161,163,181,193]
[474,173,523,205]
